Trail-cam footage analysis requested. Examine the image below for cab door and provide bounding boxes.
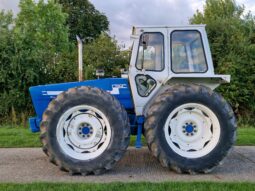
[129,28,169,116]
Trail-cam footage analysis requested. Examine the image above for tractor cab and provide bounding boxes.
[128,25,230,115]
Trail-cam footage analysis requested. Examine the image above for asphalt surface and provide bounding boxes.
[0,146,254,183]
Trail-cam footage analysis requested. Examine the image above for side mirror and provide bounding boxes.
[142,34,149,50]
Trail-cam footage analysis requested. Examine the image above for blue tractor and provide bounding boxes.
[29,25,236,175]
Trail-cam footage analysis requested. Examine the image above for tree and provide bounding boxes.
[0,0,74,121]
[0,0,128,124]
[55,0,109,41]
[190,0,255,122]
[83,34,129,79]
[0,11,15,118]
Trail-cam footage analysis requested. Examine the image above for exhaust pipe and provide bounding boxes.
[76,35,83,82]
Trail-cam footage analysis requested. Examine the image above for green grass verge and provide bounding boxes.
[236,128,255,146]
[0,182,255,191]
[0,125,254,148]
[131,127,255,147]
[0,126,41,148]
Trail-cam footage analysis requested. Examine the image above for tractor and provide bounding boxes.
[29,25,236,175]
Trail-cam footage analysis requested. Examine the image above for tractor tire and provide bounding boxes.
[40,86,130,175]
[144,84,236,174]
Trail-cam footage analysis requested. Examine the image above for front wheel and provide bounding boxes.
[144,84,236,174]
[40,86,130,175]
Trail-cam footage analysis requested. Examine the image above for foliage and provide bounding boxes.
[55,0,109,42]
[0,0,76,121]
[83,34,129,79]
[14,0,73,84]
[0,0,129,123]
[0,11,14,117]
[190,0,255,121]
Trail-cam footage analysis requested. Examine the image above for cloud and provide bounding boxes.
[90,0,255,46]
[90,0,204,45]
[239,0,255,14]
[0,0,20,15]
[0,0,254,46]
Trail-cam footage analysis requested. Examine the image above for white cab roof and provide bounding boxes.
[132,25,206,35]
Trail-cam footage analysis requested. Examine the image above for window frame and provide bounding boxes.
[135,32,165,72]
[135,74,157,97]
[170,30,208,74]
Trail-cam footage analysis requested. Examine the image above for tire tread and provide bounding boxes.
[40,86,130,175]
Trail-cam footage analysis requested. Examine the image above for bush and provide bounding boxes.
[190,0,255,124]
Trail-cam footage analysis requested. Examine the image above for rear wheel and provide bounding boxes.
[144,84,236,173]
[40,86,130,175]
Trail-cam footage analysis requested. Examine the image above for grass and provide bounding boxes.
[236,128,255,146]
[0,125,254,148]
[130,128,255,146]
[0,125,41,148]
[0,182,255,191]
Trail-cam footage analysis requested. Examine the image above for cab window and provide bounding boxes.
[136,33,164,71]
[171,30,207,73]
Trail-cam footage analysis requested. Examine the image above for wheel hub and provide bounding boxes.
[66,113,104,150]
[182,122,197,136]
[77,123,93,139]
[82,127,90,135]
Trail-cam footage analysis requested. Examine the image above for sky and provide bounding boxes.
[1,0,255,46]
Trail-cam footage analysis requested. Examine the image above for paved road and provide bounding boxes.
[0,147,254,183]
